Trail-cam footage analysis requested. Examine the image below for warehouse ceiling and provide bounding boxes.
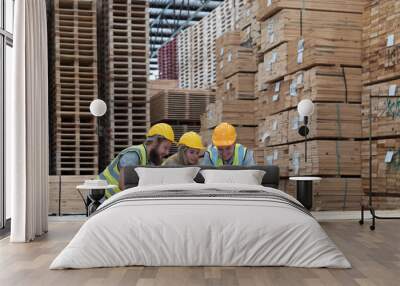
[149,0,224,79]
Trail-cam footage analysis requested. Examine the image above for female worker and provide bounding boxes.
[163,131,205,166]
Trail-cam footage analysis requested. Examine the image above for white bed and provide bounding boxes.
[50,183,351,269]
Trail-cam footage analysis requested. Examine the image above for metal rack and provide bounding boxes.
[359,91,400,230]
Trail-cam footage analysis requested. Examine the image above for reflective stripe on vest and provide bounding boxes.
[97,144,147,198]
[208,144,247,166]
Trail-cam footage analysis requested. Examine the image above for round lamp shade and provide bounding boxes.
[297,99,315,117]
[90,99,107,117]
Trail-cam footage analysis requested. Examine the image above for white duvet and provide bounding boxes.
[50,183,351,269]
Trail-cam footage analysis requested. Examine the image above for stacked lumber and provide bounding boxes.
[258,42,288,84]
[284,66,362,107]
[255,89,270,119]
[256,67,362,119]
[264,145,290,177]
[98,0,149,162]
[253,147,266,165]
[215,31,242,85]
[201,98,257,129]
[260,9,300,53]
[223,46,258,78]
[363,0,400,85]
[256,112,288,146]
[260,9,363,53]
[287,103,362,143]
[255,0,366,22]
[49,175,94,215]
[150,89,216,124]
[257,80,288,117]
[313,178,363,211]
[361,139,400,195]
[49,0,99,175]
[257,9,363,86]
[287,32,362,75]
[238,0,262,50]
[236,0,366,210]
[289,140,361,177]
[223,73,256,100]
[361,0,400,209]
[361,76,400,138]
[148,80,179,98]
[278,177,363,211]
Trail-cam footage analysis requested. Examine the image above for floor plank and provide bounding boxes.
[0,220,399,286]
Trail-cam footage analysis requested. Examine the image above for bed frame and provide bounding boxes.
[119,165,280,191]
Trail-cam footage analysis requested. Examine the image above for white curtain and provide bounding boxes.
[8,0,49,242]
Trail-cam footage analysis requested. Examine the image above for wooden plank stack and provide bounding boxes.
[98,0,150,163]
[148,80,179,98]
[363,0,400,85]
[255,0,366,22]
[361,0,400,209]
[257,8,363,87]
[247,0,366,210]
[150,89,216,124]
[279,177,364,211]
[288,140,361,177]
[287,103,362,142]
[49,0,99,175]
[223,73,256,100]
[201,98,257,129]
[150,88,216,154]
[361,79,400,138]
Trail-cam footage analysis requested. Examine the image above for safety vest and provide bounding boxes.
[208,143,247,166]
[97,144,148,198]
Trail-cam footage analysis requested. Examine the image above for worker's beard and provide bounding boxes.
[149,148,162,166]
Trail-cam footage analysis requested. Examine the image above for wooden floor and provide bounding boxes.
[0,219,399,286]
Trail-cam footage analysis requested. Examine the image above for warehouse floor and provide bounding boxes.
[1,218,400,286]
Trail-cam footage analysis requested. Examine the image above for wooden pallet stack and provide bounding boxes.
[48,0,99,175]
[250,0,366,210]
[361,0,400,209]
[176,0,244,89]
[150,88,216,154]
[177,28,193,88]
[98,0,150,163]
[158,38,178,80]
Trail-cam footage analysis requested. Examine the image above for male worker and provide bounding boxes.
[98,123,175,198]
[202,122,256,166]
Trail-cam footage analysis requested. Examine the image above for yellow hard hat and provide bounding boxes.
[147,123,175,143]
[212,122,237,147]
[178,131,205,150]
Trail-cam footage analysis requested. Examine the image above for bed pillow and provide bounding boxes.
[200,169,266,185]
[135,167,201,186]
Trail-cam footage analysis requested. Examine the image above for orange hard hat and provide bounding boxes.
[212,122,237,147]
